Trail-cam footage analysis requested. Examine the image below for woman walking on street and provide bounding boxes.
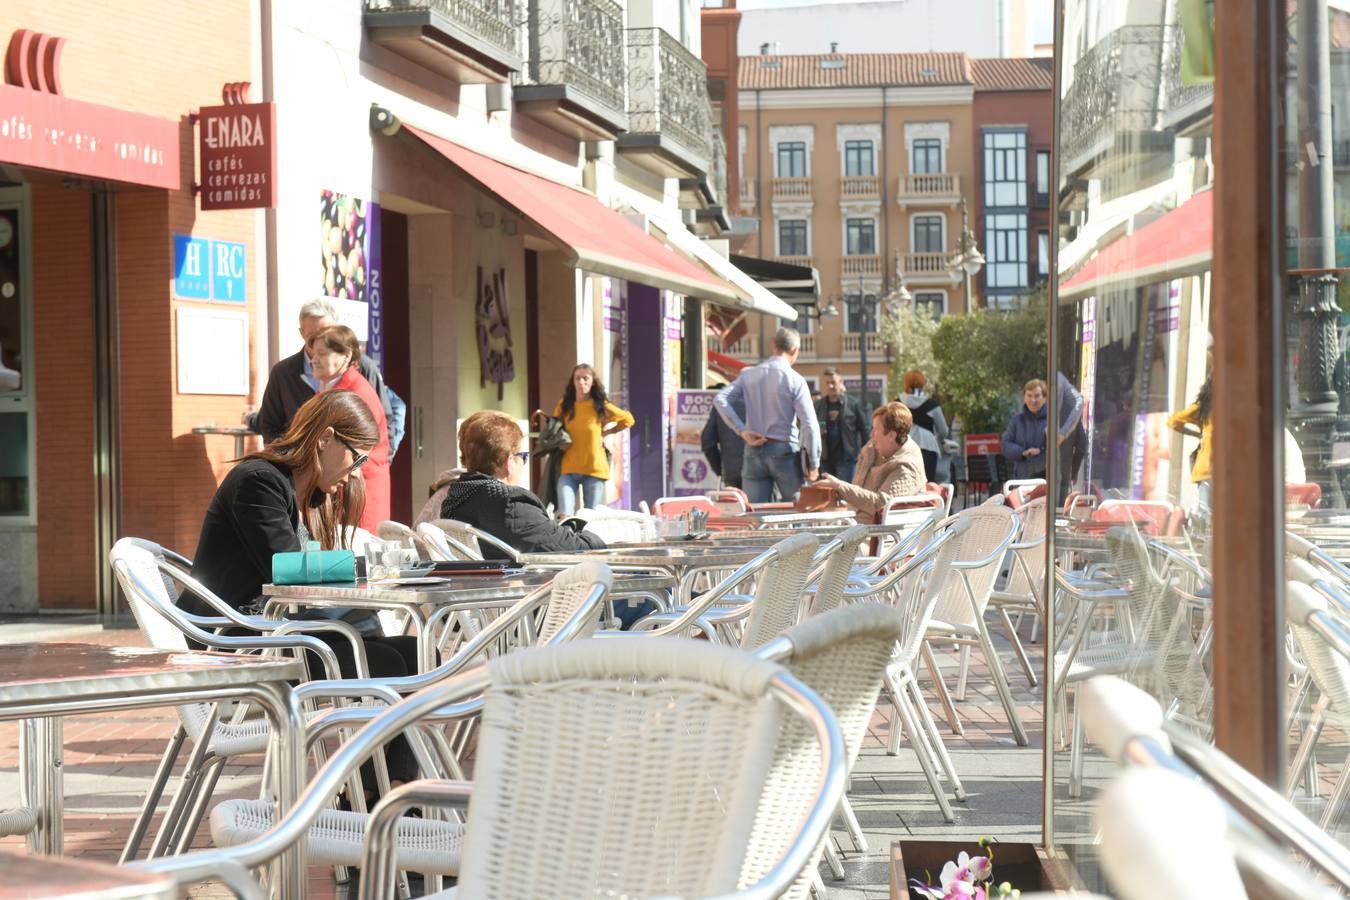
[537,364,634,515]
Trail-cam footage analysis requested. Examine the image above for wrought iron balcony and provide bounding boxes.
[1060,25,1170,172]
[896,172,960,207]
[1159,23,1212,126]
[691,128,730,234]
[618,28,712,180]
[363,0,522,83]
[515,0,627,141]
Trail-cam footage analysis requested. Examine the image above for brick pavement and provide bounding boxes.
[4,619,1228,899]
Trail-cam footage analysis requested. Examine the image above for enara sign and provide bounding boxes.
[204,113,266,149]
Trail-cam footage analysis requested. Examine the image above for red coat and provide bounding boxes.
[332,366,390,530]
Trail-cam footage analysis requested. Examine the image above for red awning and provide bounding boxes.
[401,125,735,302]
[708,349,749,381]
[1060,190,1212,299]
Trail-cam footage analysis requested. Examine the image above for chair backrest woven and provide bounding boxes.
[535,562,612,645]
[376,521,434,562]
[1003,497,1048,599]
[928,504,1018,628]
[418,521,481,561]
[740,533,820,651]
[653,495,720,517]
[898,519,970,664]
[109,538,213,741]
[744,605,904,897]
[456,639,788,899]
[809,525,872,616]
[706,489,749,513]
[1290,602,1350,715]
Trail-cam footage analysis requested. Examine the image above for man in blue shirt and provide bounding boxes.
[714,327,821,503]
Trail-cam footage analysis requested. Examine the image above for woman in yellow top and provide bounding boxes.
[1167,372,1212,518]
[546,364,635,514]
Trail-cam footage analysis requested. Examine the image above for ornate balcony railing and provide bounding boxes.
[772,178,812,201]
[521,0,627,132]
[798,333,816,356]
[1160,23,1213,118]
[622,27,711,171]
[841,176,880,199]
[739,179,756,211]
[363,0,522,82]
[903,252,949,274]
[709,126,728,207]
[1059,25,1166,165]
[896,172,960,207]
[775,254,813,268]
[843,254,881,276]
[709,334,759,357]
[842,333,886,354]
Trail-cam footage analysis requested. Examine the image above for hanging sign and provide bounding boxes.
[197,100,277,210]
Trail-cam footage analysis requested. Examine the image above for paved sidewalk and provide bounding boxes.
[0,624,1046,899]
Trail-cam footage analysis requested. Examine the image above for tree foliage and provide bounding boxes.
[881,292,1049,435]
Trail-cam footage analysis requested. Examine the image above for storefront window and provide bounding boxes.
[0,196,31,519]
[1280,1,1350,854]
[1049,0,1216,883]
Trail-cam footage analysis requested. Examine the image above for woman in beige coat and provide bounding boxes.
[814,401,926,520]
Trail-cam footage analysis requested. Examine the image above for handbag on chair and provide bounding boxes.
[795,483,840,512]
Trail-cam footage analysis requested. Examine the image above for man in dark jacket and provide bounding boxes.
[814,368,869,483]
[442,411,605,558]
[1002,378,1050,480]
[253,299,406,452]
[701,384,745,489]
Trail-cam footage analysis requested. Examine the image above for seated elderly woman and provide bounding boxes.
[442,410,606,557]
[812,401,926,521]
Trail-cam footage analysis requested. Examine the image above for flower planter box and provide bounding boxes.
[889,840,1065,899]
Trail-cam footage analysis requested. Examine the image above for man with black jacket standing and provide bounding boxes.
[815,368,869,484]
[252,298,406,452]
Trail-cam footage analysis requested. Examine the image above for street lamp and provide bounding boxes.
[821,274,903,408]
[947,196,985,310]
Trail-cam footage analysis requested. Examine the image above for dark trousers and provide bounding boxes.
[920,449,939,484]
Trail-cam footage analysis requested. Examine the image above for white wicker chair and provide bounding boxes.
[842,517,972,822]
[415,521,481,561]
[206,563,613,881]
[805,525,873,617]
[756,604,906,897]
[919,504,1025,745]
[424,519,523,563]
[109,537,390,863]
[988,497,1048,681]
[1285,581,1350,830]
[375,521,435,561]
[350,638,846,900]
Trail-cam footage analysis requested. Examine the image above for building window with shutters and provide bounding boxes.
[777,219,809,257]
[844,139,875,177]
[912,214,945,253]
[776,141,807,178]
[912,137,943,174]
[845,218,876,255]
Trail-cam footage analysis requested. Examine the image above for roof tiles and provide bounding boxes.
[738,52,973,90]
[970,57,1054,91]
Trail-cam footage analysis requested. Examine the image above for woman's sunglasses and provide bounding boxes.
[338,437,369,472]
[512,450,530,464]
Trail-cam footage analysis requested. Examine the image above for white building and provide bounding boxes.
[735,0,1043,58]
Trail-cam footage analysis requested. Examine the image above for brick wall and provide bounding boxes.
[4,1,262,605]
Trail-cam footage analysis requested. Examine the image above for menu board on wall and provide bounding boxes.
[318,190,384,369]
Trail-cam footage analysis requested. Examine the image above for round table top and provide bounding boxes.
[0,850,175,899]
[265,570,676,606]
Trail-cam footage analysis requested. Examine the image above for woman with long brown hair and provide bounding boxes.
[535,363,634,515]
[184,390,419,684]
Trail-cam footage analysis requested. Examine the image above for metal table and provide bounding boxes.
[707,509,857,530]
[264,571,677,672]
[522,545,779,605]
[0,644,306,900]
[190,424,256,459]
[0,850,176,899]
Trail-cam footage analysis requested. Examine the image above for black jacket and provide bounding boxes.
[441,473,606,558]
[254,349,395,445]
[701,395,745,480]
[815,393,869,468]
[187,458,301,615]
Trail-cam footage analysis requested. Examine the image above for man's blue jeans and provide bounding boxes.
[742,441,804,504]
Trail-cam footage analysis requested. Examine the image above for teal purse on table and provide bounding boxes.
[272,541,356,585]
[271,541,382,638]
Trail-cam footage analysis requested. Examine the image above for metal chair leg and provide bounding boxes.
[812,866,832,896]
[1068,699,1085,799]
[838,796,868,852]
[998,606,1038,687]
[121,724,186,863]
[907,674,966,801]
[955,643,971,701]
[979,624,1029,746]
[172,758,225,854]
[921,641,964,736]
[1318,751,1350,831]
[823,839,845,879]
[887,669,955,822]
[148,722,216,859]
